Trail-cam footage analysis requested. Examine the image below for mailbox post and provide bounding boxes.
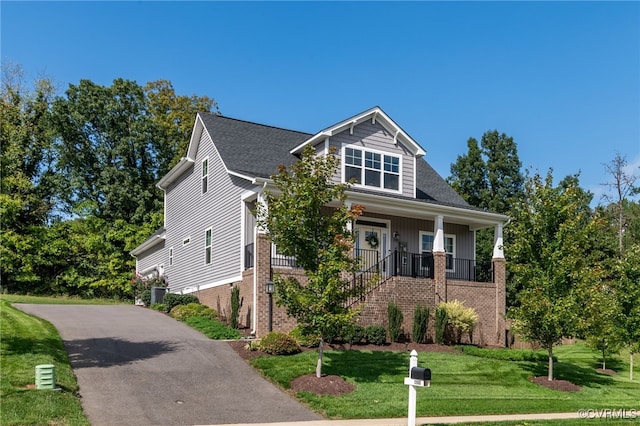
[404,350,430,426]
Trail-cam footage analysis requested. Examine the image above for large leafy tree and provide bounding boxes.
[144,80,217,176]
[448,130,524,301]
[257,145,363,378]
[508,171,597,381]
[0,63,58,292]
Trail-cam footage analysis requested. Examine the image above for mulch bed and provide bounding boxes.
[597,368,617,376]
[291,374,356,395]
[529,376,582,392]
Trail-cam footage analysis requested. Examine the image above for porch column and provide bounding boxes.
[492,222,506,347]
[493,223,504,259]
[255,191,272,338]
[255,232,272,338]
[433,215,446,304]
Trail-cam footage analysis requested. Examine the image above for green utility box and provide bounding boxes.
[35,364,56,389]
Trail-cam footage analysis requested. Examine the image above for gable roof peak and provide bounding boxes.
[290,106,427,158]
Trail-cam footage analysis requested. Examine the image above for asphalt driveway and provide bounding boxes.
[16,304,322,426]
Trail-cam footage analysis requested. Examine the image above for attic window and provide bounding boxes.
[202,158,209,194]
[344,147,400,191]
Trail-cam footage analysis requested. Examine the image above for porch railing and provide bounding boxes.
[446,257,493,283]
[271,252,299,268]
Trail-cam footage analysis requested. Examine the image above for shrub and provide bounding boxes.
[163,293,200,312]
[259,332,301,355]
[184,316,241,339]
[289,327,321,347]
[387,302,403,343]
[435,306,448,345]
[140,289,151,307]
[150,303,166,312]
[459,346,557,362]
[365,325,387,345]
[412,305,430,343]
[230,286,242,329]
[170,303,217,321]
[343,323,365,347]
[438,300,478,344]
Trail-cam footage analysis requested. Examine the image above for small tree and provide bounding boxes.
[257,145,363,378]
[508,171,597,381]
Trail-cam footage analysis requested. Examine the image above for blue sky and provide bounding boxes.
[3,1,639,204]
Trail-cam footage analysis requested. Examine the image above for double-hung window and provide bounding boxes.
[419,231,455,271]
[204,228,212,265]
[344,147,400,191]
[169,247,174,266]
[202,158,209,194]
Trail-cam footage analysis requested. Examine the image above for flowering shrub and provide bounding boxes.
[131,272,167,306]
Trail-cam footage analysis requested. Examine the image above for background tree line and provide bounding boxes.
[1,63,216,298]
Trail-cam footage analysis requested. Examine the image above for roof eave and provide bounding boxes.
[130,233,166,257]
[157,157,194,190]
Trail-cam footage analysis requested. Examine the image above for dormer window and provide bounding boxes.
[344,147,400,191]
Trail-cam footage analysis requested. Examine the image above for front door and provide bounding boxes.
[354,223,389,273]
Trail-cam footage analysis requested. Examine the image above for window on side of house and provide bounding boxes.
[202,158,209,194]
[204,227,212,265]
[183,236,190,246]
[419,231,455,271]
[343,146,400,191]
[169,247,173,266]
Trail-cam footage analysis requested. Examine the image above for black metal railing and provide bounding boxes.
[271,252,300,268]
[244,243,254,269]
[446,257,493,283]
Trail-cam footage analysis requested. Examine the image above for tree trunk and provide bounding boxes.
[316,338,324,378]
[602,348,606,370]
[631,351,634,382]
[547,346,554,381]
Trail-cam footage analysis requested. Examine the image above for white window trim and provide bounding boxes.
[204,227,212,265]
[201,156,209,195]
[169,247,174,266]
[419,231,456,272]
[341,145,402,194]
[183,236,191,246]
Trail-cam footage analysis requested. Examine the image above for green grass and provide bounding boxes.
[0,300,89,425]
[250,342,640,419]
[0,293,126,305]
[183,316,242,339]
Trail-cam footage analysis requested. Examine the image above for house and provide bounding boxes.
[131,107,509,345]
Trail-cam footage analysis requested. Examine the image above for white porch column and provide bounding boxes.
[493,223,504,259]
[345,201,353,233]
[256,191,268,234]
[433,215,445,253]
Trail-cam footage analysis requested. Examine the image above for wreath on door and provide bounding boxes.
[365,233,379,248]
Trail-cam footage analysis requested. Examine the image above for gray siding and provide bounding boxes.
[136,241,166,276]
[164,130,256,293]
[328,120,414,196]
[355,212,474,260]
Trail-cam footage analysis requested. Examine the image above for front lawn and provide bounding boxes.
[0,300,89,425]
[250,342,639,419]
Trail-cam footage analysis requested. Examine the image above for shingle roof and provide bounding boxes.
[198,113,310,178]
[199,112,470,208]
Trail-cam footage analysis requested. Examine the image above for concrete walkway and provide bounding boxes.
[17,304,321,426]
[212,412,580,425]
